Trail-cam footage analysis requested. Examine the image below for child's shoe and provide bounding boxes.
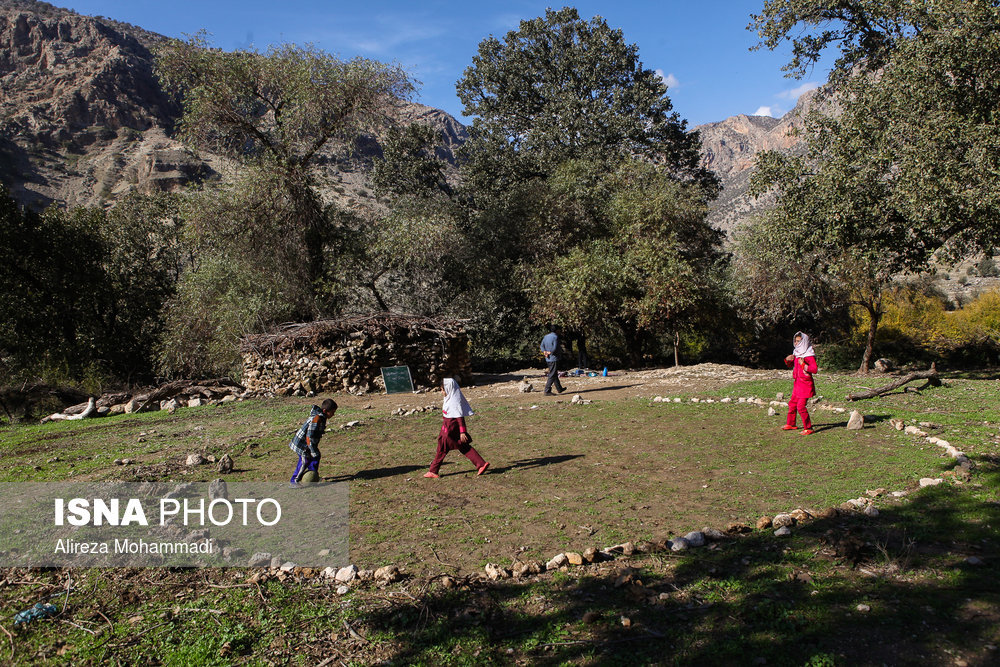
[423,471,440,478]
[782,425,798,430]
[477,462,490,476]
[801,429,814,435]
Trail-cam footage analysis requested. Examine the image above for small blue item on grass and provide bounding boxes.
[602,367,608,376]
[587,372,597,377]
[14,602,58,626]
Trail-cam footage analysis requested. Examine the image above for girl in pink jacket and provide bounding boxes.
[783,331,818,435]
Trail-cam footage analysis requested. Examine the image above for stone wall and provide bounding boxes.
[240,315,471,396]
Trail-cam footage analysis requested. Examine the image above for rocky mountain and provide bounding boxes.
[694,87,827,233]
[0,0,465,210]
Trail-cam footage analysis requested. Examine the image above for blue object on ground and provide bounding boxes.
[602,367,608,376]
[14,602,58,626]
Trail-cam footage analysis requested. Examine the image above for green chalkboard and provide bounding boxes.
[381,366,414,394]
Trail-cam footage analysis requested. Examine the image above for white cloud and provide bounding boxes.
[753,106,776,117]
[655,69,680,90]
[777,81,820,101]
[313,14,448,56]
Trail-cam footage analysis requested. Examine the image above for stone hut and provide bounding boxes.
[240,314,472,396]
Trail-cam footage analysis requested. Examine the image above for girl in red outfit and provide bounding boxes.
[424,378,490,478]
[783,331,818,435]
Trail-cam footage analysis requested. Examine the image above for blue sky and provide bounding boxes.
[59,0,828,127]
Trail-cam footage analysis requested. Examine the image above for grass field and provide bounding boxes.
[0,367,998,664]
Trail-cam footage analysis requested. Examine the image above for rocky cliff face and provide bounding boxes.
[694,88,827,233]
[0,1,213,207]
[0,0,465,211]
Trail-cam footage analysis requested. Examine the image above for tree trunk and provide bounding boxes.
[673,331,680,367]
[369,281,390,312]
[619,321,644,368]
[857,299,882,375]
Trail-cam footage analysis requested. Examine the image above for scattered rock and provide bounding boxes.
[512,561,542,578]
[776,392,784,401]
[905,425,927,437]
[816,507,840,519]
[756,516,773,530]
[846,410,865,430]
[248,552,271,567]
[335,565,358,583]
[772,513,796,529]
[683,531,705,547]
[546,553,568,570]
[439,575,456,588]
[726,522,752,534]
[583,547,598,563]
[374,565,401,584]
[919,478,944,487]
[188,397,203,408]
[774,526,792,537]
[565,552,584,566]
[966,557,983,566]
[863,505,879,518]
[185,453,206,466]
[518,379,533,393]
[890,419,905,431]
[856,603,871,613]
[208,478,228,500]
[767,407,777,417]
[485,563,510,580]
[790,509,812,522]
[670,537,690,552]
[701,527,727,541]
[217,454,234,474]
[582,611,600,624]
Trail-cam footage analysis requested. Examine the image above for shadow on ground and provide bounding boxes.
[356,456,1000,665]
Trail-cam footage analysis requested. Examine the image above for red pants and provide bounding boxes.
[429,418,486,474]
[786,396,812,429]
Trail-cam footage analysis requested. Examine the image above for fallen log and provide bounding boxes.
[41,397,96,423]
[846,364,940,401]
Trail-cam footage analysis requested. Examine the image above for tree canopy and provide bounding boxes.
[456,7,717,196]
[156,36,413,173]
[744,0,1000,371]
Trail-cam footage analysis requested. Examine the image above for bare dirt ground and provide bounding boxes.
[327,363,788,414]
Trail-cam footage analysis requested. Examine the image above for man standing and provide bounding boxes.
[540,324,566,396]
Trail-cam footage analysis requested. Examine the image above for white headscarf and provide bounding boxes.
[793,331,816,358]
[441,378,474,418]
